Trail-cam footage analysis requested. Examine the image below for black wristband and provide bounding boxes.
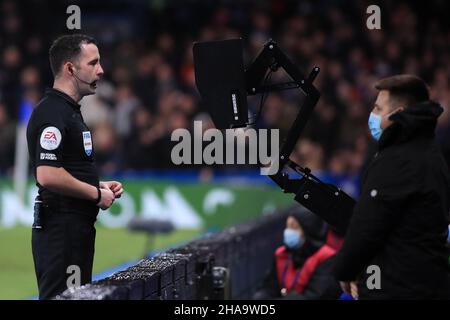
[96,186,102,204]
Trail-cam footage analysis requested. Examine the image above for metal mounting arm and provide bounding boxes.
[245,40,355,234]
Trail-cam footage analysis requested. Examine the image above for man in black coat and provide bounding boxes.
[334,75,450,299]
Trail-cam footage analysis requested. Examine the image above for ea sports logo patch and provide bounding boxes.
[40,126,62,151]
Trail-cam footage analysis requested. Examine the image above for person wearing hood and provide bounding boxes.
[334,74,450,299]
[253,207,342,300]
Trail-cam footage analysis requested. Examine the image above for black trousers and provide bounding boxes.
[32,207,96,300]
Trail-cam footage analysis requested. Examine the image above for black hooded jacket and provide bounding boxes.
[334,101,450,299]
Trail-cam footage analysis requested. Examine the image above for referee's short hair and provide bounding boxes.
[374,74,430,109]
[49,34,97,77]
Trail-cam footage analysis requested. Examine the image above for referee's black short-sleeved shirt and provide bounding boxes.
[26,88,99,217]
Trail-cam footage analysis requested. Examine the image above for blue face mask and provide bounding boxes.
[368,112,383,141]
[283,228,304,249]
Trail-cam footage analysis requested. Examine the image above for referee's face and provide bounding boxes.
[73,43,104,96]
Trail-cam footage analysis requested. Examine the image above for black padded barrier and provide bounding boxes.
[55,207,293,300]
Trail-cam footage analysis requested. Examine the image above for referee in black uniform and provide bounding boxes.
[26,34,123,299]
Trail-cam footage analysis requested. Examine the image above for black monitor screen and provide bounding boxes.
[193,39,249,129]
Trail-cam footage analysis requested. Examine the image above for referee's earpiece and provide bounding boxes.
[68,64,95,86]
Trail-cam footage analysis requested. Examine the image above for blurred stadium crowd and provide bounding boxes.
[0,0,449,179]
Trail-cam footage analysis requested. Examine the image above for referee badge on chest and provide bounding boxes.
[82,131,93,156]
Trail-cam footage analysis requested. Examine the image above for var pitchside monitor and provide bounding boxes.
[193,38,249,129]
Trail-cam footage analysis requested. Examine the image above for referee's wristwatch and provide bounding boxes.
[95,186,102,204]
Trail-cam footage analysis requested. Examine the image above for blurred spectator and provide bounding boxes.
[92,121,121,177]
[0,102,16,174]
[114,84,140,138]
[252,207,342,300]
[123,107,165,170]
[291,139,325,172]
[80,92,113,128]
[1,45,22,118]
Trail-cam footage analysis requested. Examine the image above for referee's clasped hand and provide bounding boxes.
[99,181,124,199]
[98,188,115,210]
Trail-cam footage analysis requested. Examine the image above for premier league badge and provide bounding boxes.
[82,131,93,156]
